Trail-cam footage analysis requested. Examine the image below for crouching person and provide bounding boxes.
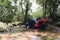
[26,18,36,31]
[42,18,48,31]
[34,17,42,31]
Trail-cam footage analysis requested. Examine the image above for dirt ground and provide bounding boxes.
[0,31,60,40]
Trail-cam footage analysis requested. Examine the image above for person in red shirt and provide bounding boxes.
[35,17,42,30]
[35,18,49,31]
[41,18,48,31]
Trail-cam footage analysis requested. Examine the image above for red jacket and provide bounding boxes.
[35,20,41,28]
[42,19,48,26]
[35,19,48,28]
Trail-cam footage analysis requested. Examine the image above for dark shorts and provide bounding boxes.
[34,27,38,29]
[42,25,47,31]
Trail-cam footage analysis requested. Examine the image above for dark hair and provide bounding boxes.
[36,17,41,21]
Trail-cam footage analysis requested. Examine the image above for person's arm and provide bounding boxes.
[35,20,40,27]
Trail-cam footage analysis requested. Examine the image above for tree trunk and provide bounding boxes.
[24,2,29,24]
[42,0,47,19]
[20,0,24,21]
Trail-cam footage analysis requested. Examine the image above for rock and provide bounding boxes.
[21,25,25,28]
[29,35,42,40]
[12,21,20,26]
[48,36,53,40]
[0,22,8,29]
[54,22,60,27]
[56,27,60,33]
[0,22,9,32]
[47,25,59,32]
[55,38,60,40]
[8,23,13,27]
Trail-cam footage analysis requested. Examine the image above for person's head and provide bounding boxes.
[36,16,41,21]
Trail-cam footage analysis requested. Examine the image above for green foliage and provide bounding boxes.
[13,11,20,21]
[0,0,59,23]
[23,0,32,24]
[36,0,59,19]
[57,8,60,16]
[32,9,43,19]
[0,0,17,23]
[36,0,42,4]
[46,0,59,19]
[0,0,10,6]
[24,0,29,3]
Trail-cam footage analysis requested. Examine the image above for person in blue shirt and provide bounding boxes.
[27,17,36,29]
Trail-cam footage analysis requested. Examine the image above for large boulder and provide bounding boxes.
[0,22,9,32]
